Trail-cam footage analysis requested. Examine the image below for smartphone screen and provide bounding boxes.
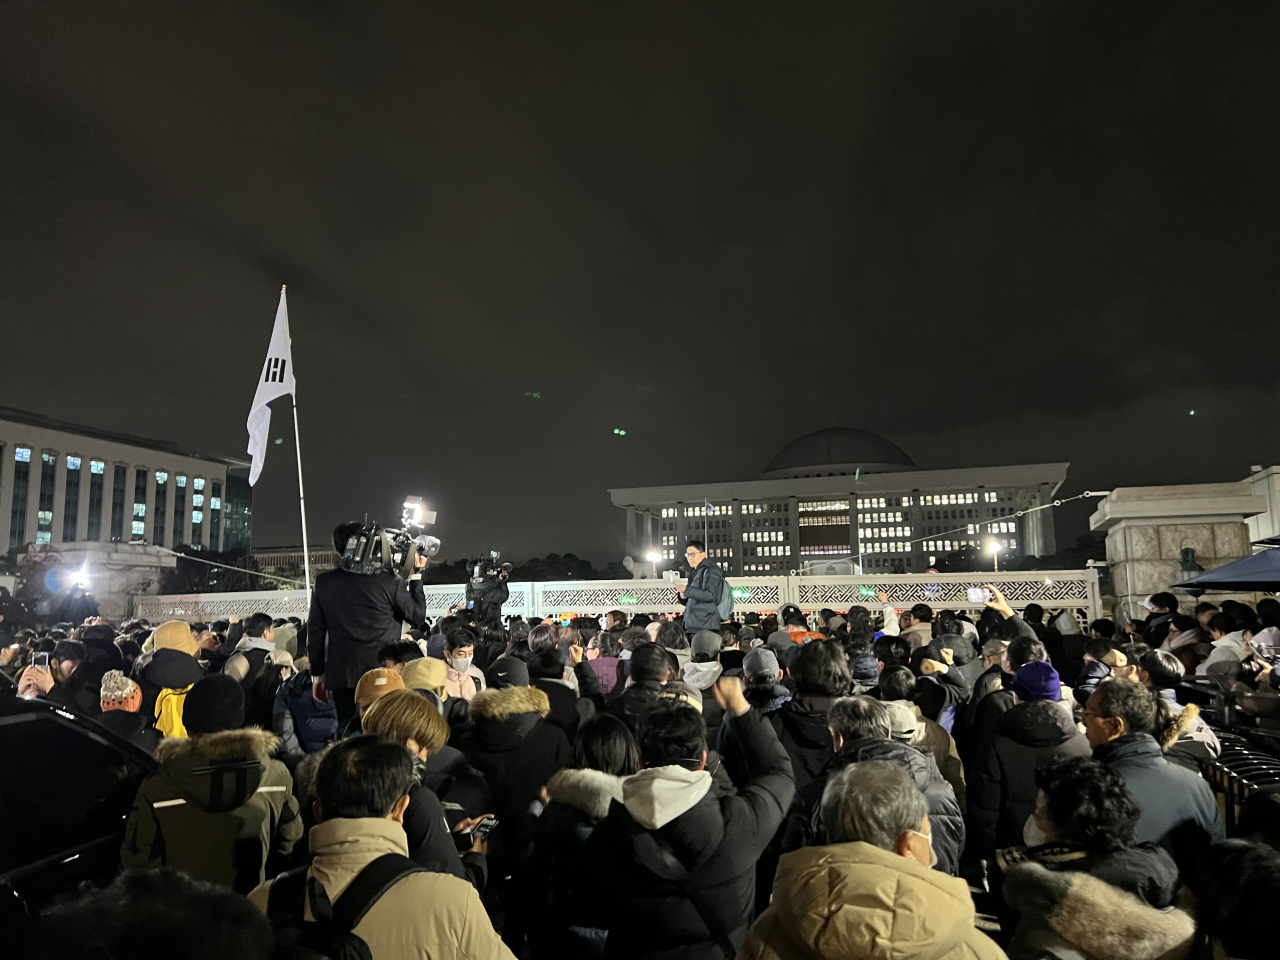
[32,652,49,670]
[966,588,985,604]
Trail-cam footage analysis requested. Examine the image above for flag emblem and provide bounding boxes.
[264,357,288,383]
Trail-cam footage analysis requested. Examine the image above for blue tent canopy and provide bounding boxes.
[1176,548,1280,593]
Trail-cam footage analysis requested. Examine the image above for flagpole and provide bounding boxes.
[283,284,313,613]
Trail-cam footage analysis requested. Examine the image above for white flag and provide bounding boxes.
[246,287,296,486]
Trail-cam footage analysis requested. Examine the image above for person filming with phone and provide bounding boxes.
[17,639,102,715]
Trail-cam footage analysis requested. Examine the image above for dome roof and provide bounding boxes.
[762,428,915,479]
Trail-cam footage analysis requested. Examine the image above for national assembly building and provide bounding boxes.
[609,428,1067,576]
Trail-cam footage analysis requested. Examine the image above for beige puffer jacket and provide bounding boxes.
[740,841,1007,960]
[249,818,515,960]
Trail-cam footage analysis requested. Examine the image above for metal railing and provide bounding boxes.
[133,568,1099,623]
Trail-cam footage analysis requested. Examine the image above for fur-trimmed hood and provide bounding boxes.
[1160,701,1200,752]
[468,684,550,721]
[546,767,628,820]
[1004,861,1194,960]
[154,727,281,813]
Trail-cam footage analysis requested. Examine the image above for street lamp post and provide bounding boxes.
[645,551,662,580]
[989,541,1002,573]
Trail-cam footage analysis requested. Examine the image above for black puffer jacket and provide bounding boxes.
[132,648,205,720]
[607,679,665,733]
[996,839,1180,910]
[968,698,1091,857]
[767,693,836,791]
[584,708,794,960]
[781,737,965,876]
[93,710,163,753]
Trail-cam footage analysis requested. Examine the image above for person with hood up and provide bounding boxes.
[527,714,642,960]
[763,639,850,790]
[743,760,1003,960]
[453,668,572,862]
[94,669,162,753]
[248,736,515,960]
[1000,757,1193,960]
[782,696,965,876]
[741,648,792,716]
[121,672,302,892]
[607,642,674,733]
[131,619,206,721]
[968,660,1090,860]
[584,678,795,960]
[676,539,726,634]
[682,630,726,745]
[907,642,970,732]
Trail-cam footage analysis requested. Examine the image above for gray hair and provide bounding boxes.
[820,760,928,849]
[827,696,891,742]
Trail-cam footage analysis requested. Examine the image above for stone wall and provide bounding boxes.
[19,541,177,622]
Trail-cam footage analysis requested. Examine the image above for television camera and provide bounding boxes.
[466,551,512,621]
[340,497,441,578]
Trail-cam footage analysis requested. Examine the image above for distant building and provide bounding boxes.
[252,544,339,581]
[0,405,251,555]
[609,427,1067,575]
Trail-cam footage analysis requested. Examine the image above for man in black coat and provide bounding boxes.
[585,678,794,959]
[782,695,965,876]
[307,523,426,725]
[528,644,602,742]
[608,643,674,733]
[1085,678,1224,871]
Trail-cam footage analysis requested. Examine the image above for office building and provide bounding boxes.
[0,405,251,555]
[609,427,1067,575]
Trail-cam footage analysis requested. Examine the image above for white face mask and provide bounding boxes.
[908,829,938,869]
[449,656,473,672]
[1023,812,1049,848]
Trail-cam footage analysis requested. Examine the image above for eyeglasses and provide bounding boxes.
[684,550,701,557]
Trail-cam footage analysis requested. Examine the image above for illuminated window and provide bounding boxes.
[35,453,57,544]
[66,456,81,470]
[193,478,205,492]
[132,521,145,536]
[177,475,187,488]
[155,471,169,484]
[133,503,146,517]
[192,494,204,508]
[192,510,204,524]
[14,446,30,462]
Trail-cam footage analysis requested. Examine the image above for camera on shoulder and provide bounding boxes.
[340,497,441,578]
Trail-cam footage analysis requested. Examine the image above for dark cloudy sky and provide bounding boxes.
[2,2,1278,564]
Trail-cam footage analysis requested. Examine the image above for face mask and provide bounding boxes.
[1023,813,1049,848]
[908,829,938,869]
[449,656,473,672]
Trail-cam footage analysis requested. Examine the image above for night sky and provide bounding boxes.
[2,3,1278,564]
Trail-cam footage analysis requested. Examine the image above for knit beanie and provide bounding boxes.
[183,674,246,733]
[153,620,198,657]
[1012,660,1062,702]
[355,667,405,711]
[691,630,722,658]
[100,670,142,713]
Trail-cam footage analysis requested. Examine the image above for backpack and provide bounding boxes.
[715,572,735,622]
[268,853,427,960]
[240,648,279,729]
[154,684,194,738]
[283,672,339,752]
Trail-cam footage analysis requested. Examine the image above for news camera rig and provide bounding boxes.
[340,497,441,578]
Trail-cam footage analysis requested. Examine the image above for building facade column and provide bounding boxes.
[625,505,637,559]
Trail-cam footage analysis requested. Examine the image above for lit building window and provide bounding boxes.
[90,460,104,474]
[192,510,204,524]
[156,471,169,484]
[177,475,187,488]
[66,456,81,470]
[193,478,205,491]
[192,494,204,508]
[14,446,30,462]
[132,521,146,536]
[133,503,146,517]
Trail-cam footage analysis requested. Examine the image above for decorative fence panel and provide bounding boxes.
[135,569,1099,624]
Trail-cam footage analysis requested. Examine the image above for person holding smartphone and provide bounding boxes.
[17,639,101,714]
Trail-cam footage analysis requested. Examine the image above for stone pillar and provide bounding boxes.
[625,505,637,559]
[1091,483,1266,620]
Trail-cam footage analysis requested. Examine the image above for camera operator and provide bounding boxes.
[309,521,428,725]
[466,555,511,624]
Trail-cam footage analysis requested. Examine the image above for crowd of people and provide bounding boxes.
[5,536,1280,960]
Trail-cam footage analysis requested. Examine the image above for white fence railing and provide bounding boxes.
[134,569,1100,623]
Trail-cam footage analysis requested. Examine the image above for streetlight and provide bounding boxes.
[988,541,1002,573]
[645,551,662,580]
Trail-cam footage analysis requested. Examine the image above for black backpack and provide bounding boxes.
[267,853,427,960]
[240,647,280,729]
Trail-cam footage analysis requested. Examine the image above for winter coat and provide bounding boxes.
[782,737,965,876]
[44,665,104,716]
[121,728,303,892]
[1002,860,1194,960]
[584,707,795,960]
[682,660,726,746]
[969,699,1091,857]
[766,693,837,791]
[962,664,1008,734]
[913,666,970,731]
[273,669,339,758]
[532,677,595,742]
[133,647,205,720]
[420,745,492,826]
[680,560,726,633]
[901,621,934,650]
[247,817,515,960]
[607,679,666,733]
[1072,660,1110,705]
[995,840,1180,911]
[454,685,572,862]
[1154,692,1220,770]
[740,841,1005,960]
[1092,733,1224,870]
[527,767,628,960]
[907,703,967,812]
[306,568,426,690]
[743,681,792,716]
[402,774,486,894]
[93,710,163,753]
